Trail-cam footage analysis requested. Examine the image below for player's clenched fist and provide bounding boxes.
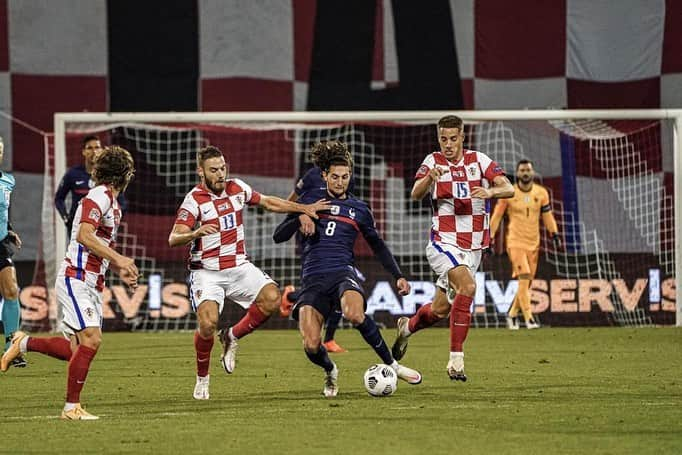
[396,277,411,296]
[428,166,446,182]
[298,214,316,236]
[470,186,494,199]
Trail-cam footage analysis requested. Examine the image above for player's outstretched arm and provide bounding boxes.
[272,214,301,243]
[360,218,406,291]
[77,223,138,280]
[168,223,218,248]
[411,167,445,200]
[259,195,329,218]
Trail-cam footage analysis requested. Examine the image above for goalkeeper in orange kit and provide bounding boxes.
[490,160,560,329]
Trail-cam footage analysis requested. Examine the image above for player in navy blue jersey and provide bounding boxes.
[273,141,422,397]
[279,145,359,353]
[55,135,127,236]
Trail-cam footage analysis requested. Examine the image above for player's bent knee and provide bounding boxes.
[198,321,217,338]
[433,307,450,319]
[79,331,102,350]
[345,312,365,326]
[0,278,18,300]
[257,284,281,313]
[432,296,451,317]
[303,336,322,353]
[1,286,18,300]
[457,281,476,297]
[196,312,218,337]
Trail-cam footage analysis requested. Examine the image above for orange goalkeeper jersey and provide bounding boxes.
[490,183,558,250]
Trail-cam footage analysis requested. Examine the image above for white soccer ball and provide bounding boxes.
[363,364,397,397]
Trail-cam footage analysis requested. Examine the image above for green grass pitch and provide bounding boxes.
[1,327,681,454]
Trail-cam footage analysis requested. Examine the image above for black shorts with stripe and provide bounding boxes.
[292,269,365,321]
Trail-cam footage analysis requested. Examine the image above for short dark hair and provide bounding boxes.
[197,145,224,167]
[311,141,352,172]
[92,146,135,191]
[516,159,534,170]
[437,115,463,130]
[81,135,100,149]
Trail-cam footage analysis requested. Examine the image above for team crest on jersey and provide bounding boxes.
[468,165,479,177]
[88,208,101,223]
[236,195,244,206]
[195,289,202,300]
[524,195,531,203]
[348,207,356,219]
[331,205,340,215]
[84,308,95,319]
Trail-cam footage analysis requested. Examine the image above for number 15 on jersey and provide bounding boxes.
[455,182,469,198]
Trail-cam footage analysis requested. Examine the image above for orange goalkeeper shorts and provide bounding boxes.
[507,248,539,278]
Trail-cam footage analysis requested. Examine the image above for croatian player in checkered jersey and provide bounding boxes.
[273,141,422,397]
[2,146,138,420]
[168,146,329,400]
[392,115,513,381]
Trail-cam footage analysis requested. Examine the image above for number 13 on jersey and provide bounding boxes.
[219,213,236,230]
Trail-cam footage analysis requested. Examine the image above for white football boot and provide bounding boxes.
[193,375,210,400]
[323,363,339,398]
[447,352,467,382]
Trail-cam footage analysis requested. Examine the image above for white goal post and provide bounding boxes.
[51,109,682,328]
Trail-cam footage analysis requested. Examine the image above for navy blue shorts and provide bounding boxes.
[292,270,365,321]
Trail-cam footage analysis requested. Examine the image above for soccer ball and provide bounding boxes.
[363,364,397,397]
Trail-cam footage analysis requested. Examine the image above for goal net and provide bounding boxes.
[35,111,680,331]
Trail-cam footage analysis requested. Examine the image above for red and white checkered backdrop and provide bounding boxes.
[0,0,680,259]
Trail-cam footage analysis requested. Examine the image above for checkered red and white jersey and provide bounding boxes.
[415,150,505,250]
[62,184,121,291]
[174,178,262,270]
